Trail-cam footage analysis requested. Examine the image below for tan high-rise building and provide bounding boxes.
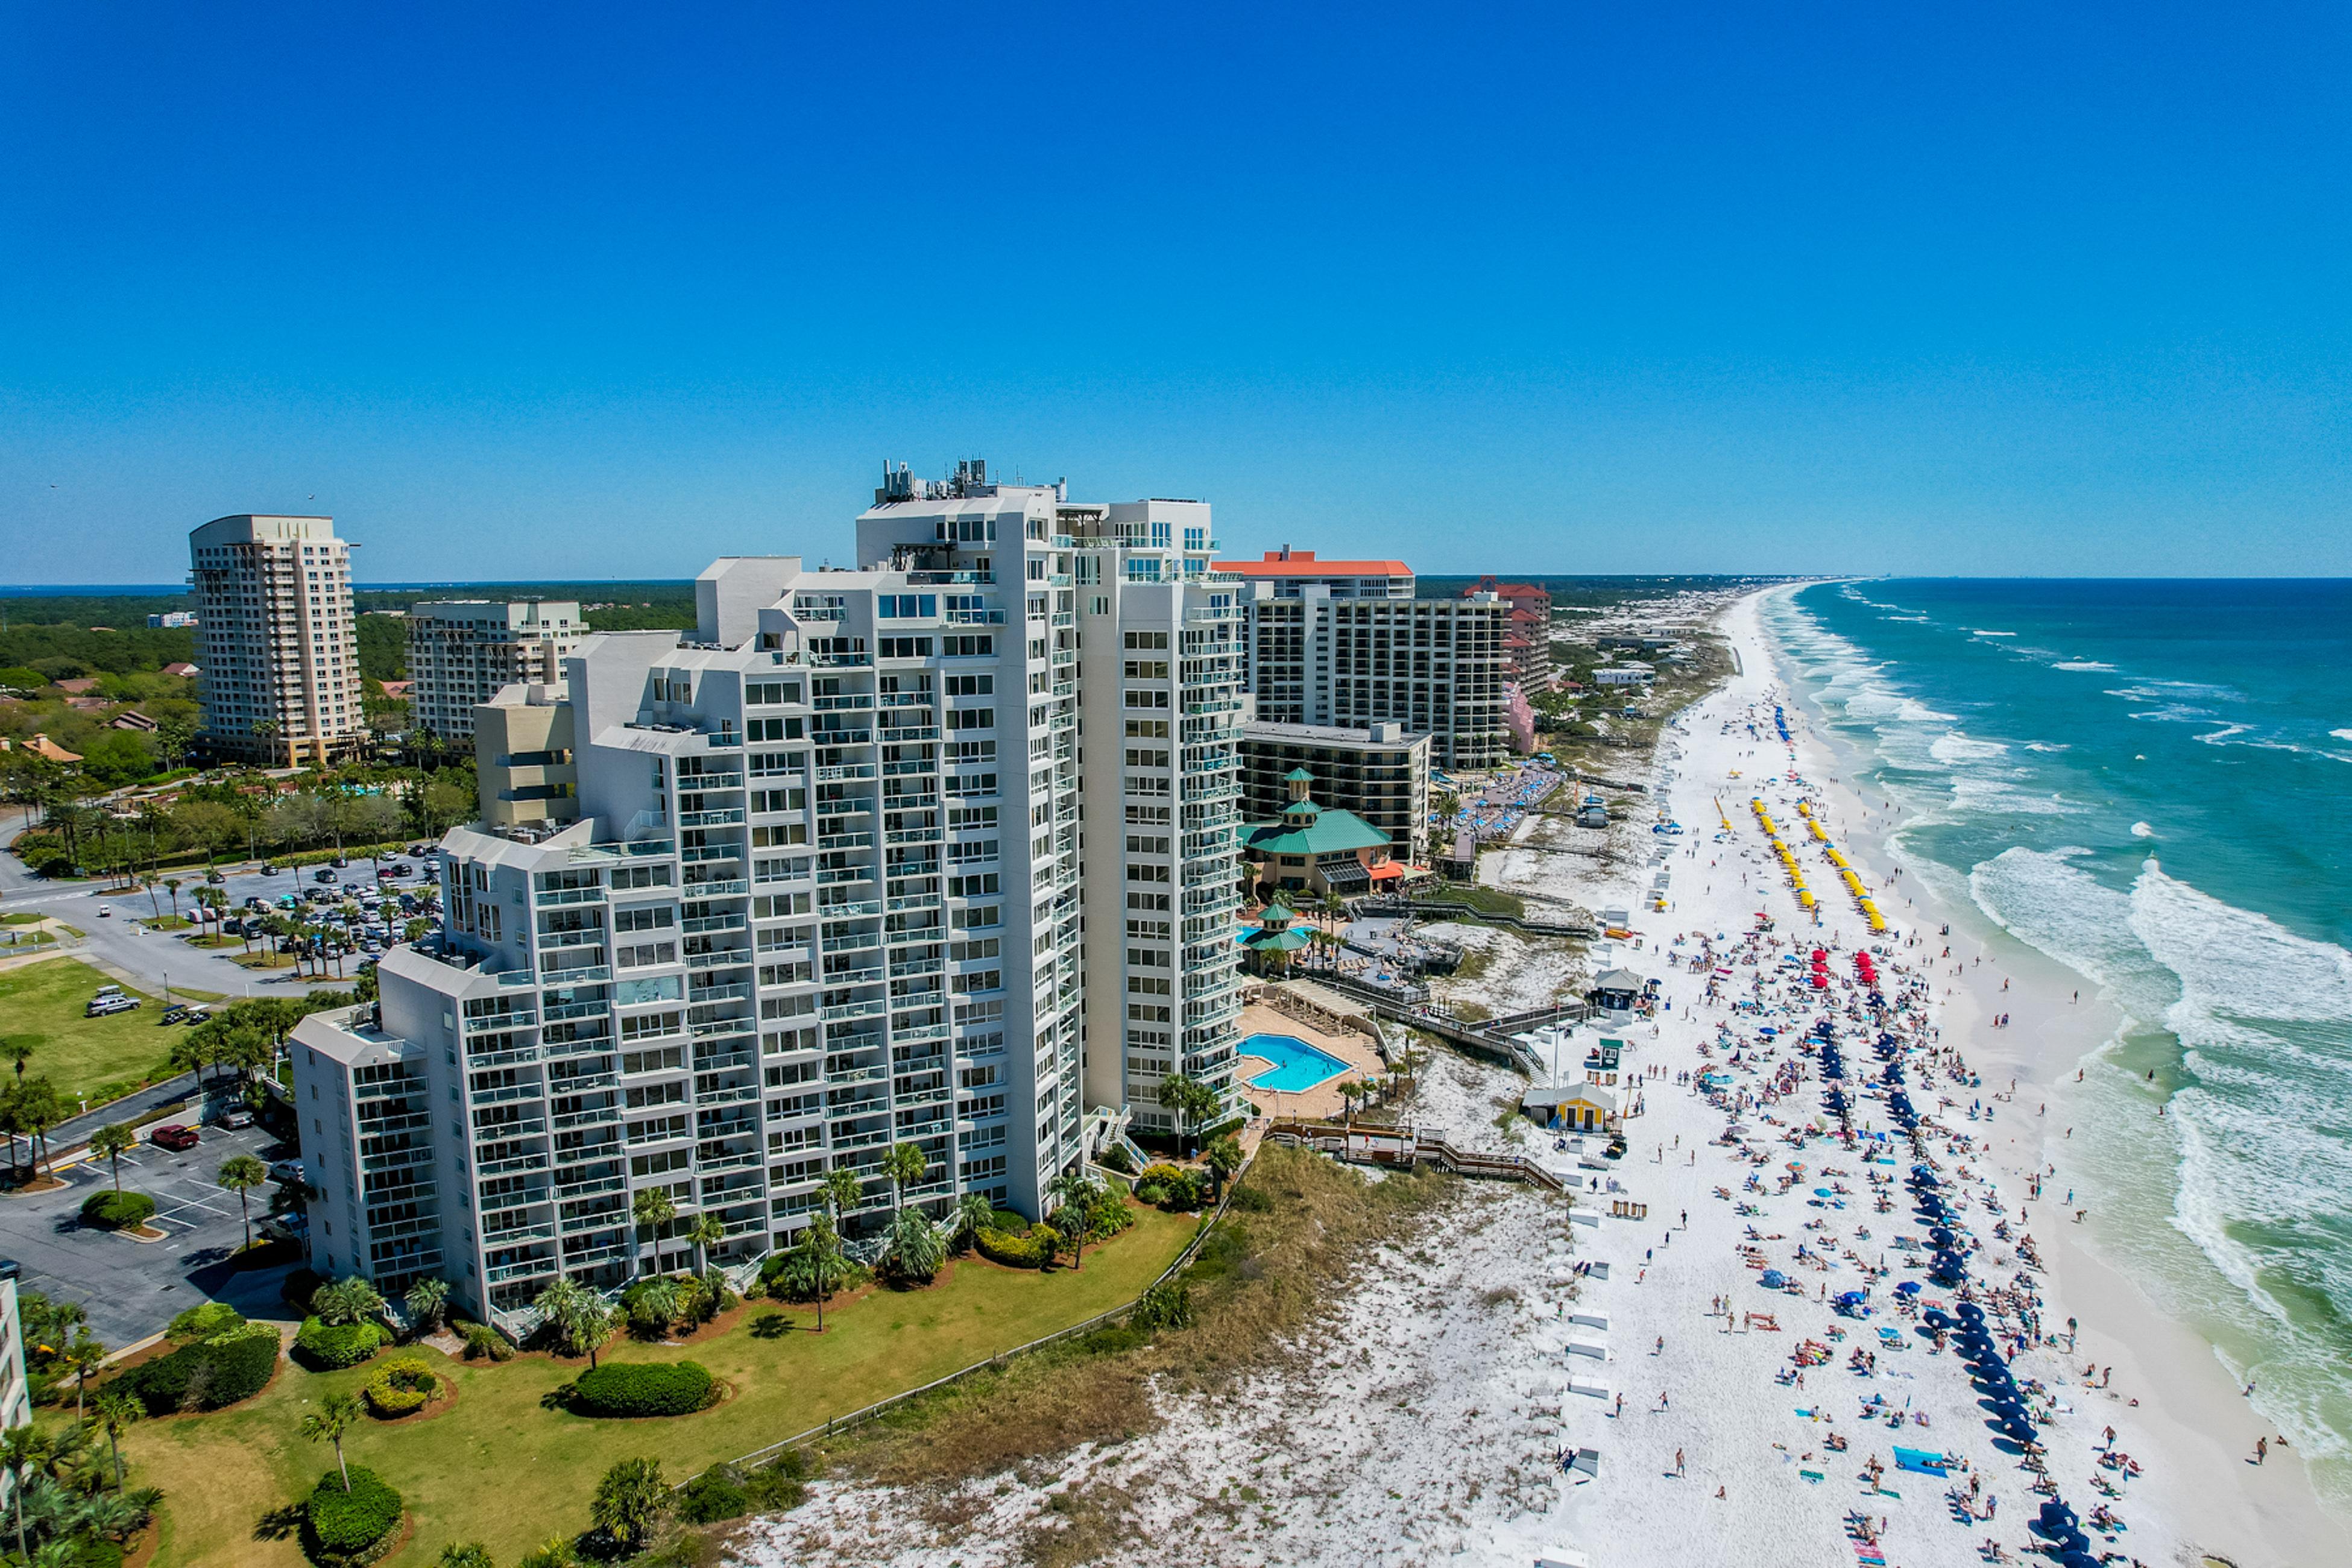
[189,514,365,766]
[409,600,585,743]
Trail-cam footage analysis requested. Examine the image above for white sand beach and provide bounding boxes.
[733,589,2338,1568]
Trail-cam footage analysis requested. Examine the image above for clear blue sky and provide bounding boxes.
[4,2,2348,582]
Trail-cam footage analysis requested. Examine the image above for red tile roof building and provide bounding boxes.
[1468,576,1553,690]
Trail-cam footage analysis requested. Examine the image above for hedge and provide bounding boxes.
[974,1224,1049,1268]
[304,1466,403,1566]
[361,1357,439,1417]
[570,1359,715,1418]
[166,1301,245,1342]
[294,1317,385,1371]
[1133,1163,1206,1211]
[118,1322,279,1414]
[80,1190,157,1230]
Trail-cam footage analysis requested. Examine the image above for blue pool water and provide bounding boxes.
[1240,1032,1351,1092]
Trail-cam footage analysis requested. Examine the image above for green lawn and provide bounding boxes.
[129,1206,1198,1566]
[0,957,177,1102]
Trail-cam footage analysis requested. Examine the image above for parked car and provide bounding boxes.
[259,1214,307,1244]
[215,1107,255,1130]
[95,904,112,918]
[313,867,339,883]
[268,1158,307,1185]
[391,863,414,877]
[204,870,225,884]
[260,861,280,875]
[86,995,140,1018]
[150,1124,200,1151]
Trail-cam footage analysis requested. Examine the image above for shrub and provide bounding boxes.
[1134,1163,1206,1210]
[295,1316,385,1371]
[974,1225,1048,1269]
[1130,1280,1194,1333]
[1098,1144,1138,1176]
[304,1466,403,1566]
[361,1356,440,1417]
[167,1301,245,1341]
[1086,1194,1135,1241]
[80,1190,156,1230]
[458,1321,512,1362]
[119,1321,279,1414]
[675,1467,751,1525]
[570,1359,715,1418]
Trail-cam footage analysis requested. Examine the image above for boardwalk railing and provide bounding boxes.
[1264,1118,1568,1193]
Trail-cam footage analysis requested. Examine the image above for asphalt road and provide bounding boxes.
[0,849,440,1002]
[0,1120,301,1346]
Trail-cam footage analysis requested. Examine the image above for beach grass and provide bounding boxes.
[125,1204,1197,1566]
[0,957,176,1101]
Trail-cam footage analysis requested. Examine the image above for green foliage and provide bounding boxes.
[570,1359,716,1418]
[881,1208,946,1283]
[674,1466,751,1525]
[295,1315,386,1371]
[973,1224,1050,1269]
[1097,1143,1138,1176]
[458,1321,513,1362]
[1130,1280,1195,1333]
[1133,1163,1207,1211]
[588,1456,671,1551]
[166,1300,247,1342]
[78,1189,156,1230]
[437,1546,496,1568]
[361,1356,440,1417]
[303,1464,403,1562]
[118,1320,279,1414]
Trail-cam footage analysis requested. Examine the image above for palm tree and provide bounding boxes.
[163,877,183,921]
[631,1187,676,1271]
[589,1456,669,1554]
[300,1393,362,1491]
[1157,1073,1220,1159]
[949,1190,997,1251]
[91,1388,138,1491]
[684,1211,725,1279]
[89,1122,134,1192]
[438,1546,495,1568]
[250,719,282,769]
[312,1276,385,1327]
[403,1276,452,1335]
[1337,1080,1363,1124]
[819,1166,863,1229]
[782,1213,846,1332]
[1045,1169,1103,1271]
[1204,1134,1243,1202]
[16,1079,63,1180]
[217,1154,268,1251]
[61,1331,106,1419]
[880,1141,927,1217]
[2,1423,47,1560]
[534,1278,612,1366]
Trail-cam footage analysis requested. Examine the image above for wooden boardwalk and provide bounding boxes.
[1266,1118,1568,1192]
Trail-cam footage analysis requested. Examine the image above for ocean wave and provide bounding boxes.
[2053,661,2117,672]
[2131,822,2155,839]
[2334,729,2352,743]
[1949,775,2084,817]
[1971,629,2017,637]
[1930,731,2010,765]
[2022,741,2071,753]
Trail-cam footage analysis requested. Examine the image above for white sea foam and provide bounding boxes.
[2053,661,2117,672]
[2131,822,2155,839]
[1971,629,2017,637]
[2023,741,2071,753]
[1930,731,2010,765]
[2334,729,2352,743]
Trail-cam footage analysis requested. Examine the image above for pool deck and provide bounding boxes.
[1233,1000,1386,1122]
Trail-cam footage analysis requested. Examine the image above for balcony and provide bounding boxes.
[478,1151,550,1177]
[551,1106,620,1131]
[678,770,745,789]
[534,886,603,908]
[815,764,877,783]
[818,830,874,851]
[685,948,752,971]
[553,1173,626,1200]
[683,877,748,896]
[680,808,745,828]
[816,867,873,887]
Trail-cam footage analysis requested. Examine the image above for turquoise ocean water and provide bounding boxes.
[1764,579,2352,1509]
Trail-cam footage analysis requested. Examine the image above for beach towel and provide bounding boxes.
[1894,1446,1946,1476]
[1800,1469,1826,1484]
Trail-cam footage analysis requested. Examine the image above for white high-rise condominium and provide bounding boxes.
[189,514,365,766]
[408,600,585,743]
[291,462,1245,1327]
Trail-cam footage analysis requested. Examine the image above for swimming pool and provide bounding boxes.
[1240,1032,1351,1093]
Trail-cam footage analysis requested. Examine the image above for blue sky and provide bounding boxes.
[4,1,2348,582]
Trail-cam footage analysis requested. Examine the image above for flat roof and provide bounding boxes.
[1213,550,1411,577]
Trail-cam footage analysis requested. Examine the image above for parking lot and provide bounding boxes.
[0,1121,303,1346]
